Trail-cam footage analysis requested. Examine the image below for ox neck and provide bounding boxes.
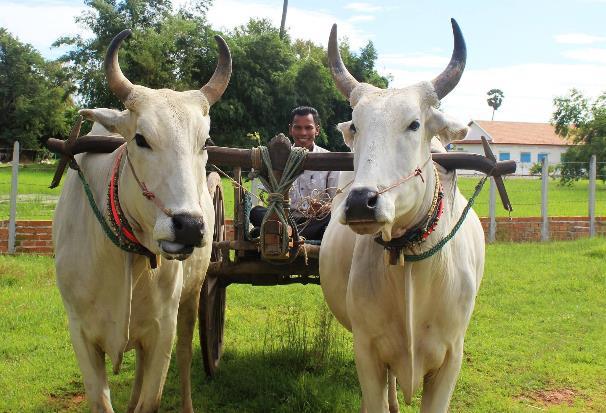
[375,161,444,262]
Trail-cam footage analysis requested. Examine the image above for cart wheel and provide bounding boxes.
[199,172,226,377]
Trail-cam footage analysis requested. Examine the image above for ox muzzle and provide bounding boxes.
[159,213,205,257]
[344,187,380,223]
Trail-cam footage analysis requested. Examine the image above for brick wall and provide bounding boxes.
[479,216,606,242]
[1,217,604,255]
[0,220,54,254]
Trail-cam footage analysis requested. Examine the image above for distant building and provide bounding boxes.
[449,120,571,175]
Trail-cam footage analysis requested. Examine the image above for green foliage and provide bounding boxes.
[0,28,76,149]
[528,162,559,178]
[54,0,216,109]
[551,89,606,183]
[55,0,388,150]
[486,88,504,120]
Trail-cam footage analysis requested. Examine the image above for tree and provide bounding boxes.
[54,4,388,150]
[551,89,606,183]
[54,0,215,109]
[486,88,504,120]
[0,28,76,149]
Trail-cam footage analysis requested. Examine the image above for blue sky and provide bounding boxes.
[2,0,606,123]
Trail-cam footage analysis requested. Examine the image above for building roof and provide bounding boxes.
[453,120,570,146]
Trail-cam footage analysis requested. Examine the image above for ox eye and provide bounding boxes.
[135,133,151,149]
[408,120,420,131]
[349,123,357,133]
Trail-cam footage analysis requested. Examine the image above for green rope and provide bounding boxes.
[75,167,150,256]
[254,145,308,255]
[403,176,488,262]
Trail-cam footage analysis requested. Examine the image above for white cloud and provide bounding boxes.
[378,63,606,123]
[0,2,88,59]
[344,2,383,13]
[554,33,606,45]
[207,0,372,49]
[562,48,606,64]
[348,15,376,23]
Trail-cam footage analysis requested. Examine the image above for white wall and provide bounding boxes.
[448,143,567,175]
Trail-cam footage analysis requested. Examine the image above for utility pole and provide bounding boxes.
[279,0,288,39]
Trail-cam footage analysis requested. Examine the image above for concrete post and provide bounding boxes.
[8,141,19,254]
[588,155,596,237]
[541,157,549,241]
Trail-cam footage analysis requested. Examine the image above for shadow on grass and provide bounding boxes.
[38,305,362,413]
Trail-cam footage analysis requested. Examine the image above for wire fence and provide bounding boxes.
[2,143,605,250]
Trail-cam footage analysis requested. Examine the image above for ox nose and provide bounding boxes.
[172,214,205,247]
[344,187,379,223]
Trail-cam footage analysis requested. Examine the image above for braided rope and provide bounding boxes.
[403,176,488,262]
[76,168,151,257]
[255,145,308,255]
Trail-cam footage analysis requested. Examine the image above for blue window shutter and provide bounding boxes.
[499,152,510,161]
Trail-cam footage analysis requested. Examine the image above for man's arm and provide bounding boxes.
[326,170,340,199]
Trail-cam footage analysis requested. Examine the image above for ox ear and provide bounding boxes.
[427,108,468,145]
[79,108,136,138]
[337,121,355,149]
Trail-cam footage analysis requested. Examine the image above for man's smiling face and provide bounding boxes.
[289,113,319,150]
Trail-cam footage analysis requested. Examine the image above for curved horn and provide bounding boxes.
[105,29,135,102]
[431,19,467,100]
[201,35,232,105]
[328,24,360,100]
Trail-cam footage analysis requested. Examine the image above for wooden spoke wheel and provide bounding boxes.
[199,173,227,378]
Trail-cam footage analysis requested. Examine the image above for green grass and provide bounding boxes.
[458,176,606,217]
[2,164,605,220]
[1,238,605,412]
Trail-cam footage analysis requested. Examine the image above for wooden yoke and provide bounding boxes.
[260,134,300,261]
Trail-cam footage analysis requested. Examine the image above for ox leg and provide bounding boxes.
[69,327,114,413]
[132,325,176,413]
[354,338,389,413]
[176,293,200,413]
[420,345,463,413]
[387,371,400,413]
[126,346,144,413]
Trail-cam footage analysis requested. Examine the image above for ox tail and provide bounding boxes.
[402,261,415,404]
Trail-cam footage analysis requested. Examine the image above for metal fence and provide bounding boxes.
[2,142,605,252]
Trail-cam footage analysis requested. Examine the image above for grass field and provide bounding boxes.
[1,238,605,412]
[1,164,606,220]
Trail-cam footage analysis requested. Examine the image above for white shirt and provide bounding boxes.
[289,144,340,212]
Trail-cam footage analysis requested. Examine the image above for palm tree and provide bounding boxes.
[487,88,504,120]
[280,0,288,39]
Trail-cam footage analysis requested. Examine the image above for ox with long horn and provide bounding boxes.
[320,19,493,412]
[53,29,231,413]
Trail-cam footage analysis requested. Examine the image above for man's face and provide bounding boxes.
[289,114,319,150]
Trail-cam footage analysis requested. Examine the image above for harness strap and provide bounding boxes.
[73,148,158,268]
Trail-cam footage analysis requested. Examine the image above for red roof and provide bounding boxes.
[453,120,570,146]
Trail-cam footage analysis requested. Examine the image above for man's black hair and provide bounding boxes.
[290,106,320,125]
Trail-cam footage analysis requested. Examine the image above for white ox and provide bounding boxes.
[320,20,485,412]
[53,30,231,413]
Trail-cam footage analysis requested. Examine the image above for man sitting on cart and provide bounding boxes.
[250,106,339,240]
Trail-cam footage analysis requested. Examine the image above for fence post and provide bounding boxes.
[488,176,496,242]
[8,141,19,254]
[541,157,549,241]
[588,154,596,238]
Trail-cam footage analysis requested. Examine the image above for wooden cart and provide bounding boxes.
[46,129,516,378]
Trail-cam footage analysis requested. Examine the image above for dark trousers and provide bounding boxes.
[250,206,331,240]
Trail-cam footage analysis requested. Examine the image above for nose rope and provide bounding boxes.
[377,155,432,195]
[125,147,174,217]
